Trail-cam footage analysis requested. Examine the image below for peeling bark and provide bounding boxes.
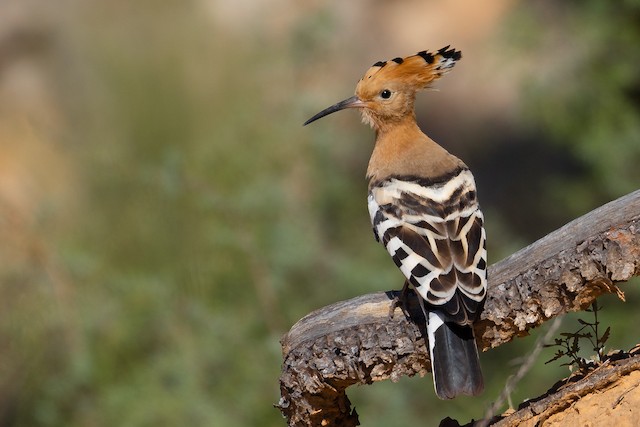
[483,349,640,427]
[277,190,640,426]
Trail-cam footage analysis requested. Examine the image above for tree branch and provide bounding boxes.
[484,348,640,427]
[277,190,640,426]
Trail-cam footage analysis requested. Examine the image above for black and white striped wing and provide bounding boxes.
[368,169,487,324]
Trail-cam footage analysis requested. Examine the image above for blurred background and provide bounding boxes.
[1,0,639,425]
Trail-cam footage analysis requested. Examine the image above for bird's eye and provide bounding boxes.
[380,89,392,99]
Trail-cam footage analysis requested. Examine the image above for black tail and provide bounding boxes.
[427,311,484,399]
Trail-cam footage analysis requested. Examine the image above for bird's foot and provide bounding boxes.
[388,281,411,320]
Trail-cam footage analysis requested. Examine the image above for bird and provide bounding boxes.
[304,46,486,399]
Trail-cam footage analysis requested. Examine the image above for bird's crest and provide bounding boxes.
[357,46,461,93]
[303,46,461,128]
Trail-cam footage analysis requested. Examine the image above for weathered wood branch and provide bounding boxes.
[484,347,640,427]
[277,190,640,426]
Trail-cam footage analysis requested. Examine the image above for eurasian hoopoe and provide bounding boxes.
[304,47,486,399]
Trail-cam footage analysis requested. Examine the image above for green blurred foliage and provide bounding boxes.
[513,1,640,213]
[0,1,639,426]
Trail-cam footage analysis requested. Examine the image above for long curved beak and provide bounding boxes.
[303,95,365,126]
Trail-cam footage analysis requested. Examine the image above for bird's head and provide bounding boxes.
[304,46,461,131]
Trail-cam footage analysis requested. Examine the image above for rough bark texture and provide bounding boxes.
[482,347,640,427]
[277,190,640,426]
